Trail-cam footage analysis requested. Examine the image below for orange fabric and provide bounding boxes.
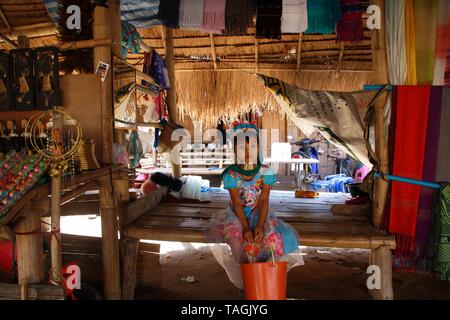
[405,0,417,85]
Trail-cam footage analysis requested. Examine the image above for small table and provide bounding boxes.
[262,158,320,189]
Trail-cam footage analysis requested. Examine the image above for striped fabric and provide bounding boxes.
[43,0,162,29]
[42,0,60,24]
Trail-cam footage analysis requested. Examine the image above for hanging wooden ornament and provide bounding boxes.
[10,49,34,111]
[34,47,61,110]
[0,51,11,111]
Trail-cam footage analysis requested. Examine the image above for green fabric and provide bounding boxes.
[434,183,450,281]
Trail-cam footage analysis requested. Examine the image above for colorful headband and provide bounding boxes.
[232,121,259,133]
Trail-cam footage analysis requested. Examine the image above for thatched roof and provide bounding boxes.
[0,1,377,127]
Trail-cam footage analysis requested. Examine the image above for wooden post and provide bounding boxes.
[93,3,114,164]
[371,0,390,227]
[255,37,259,73]
[49,171,62,285]
[15,35,44,290]
[296,33,303,71]
[209,34,218,69]
[161,26,181,178]
[98,175,121,299]
[369,245,394,300]
[16,204,45,286]
[120,237,140,300]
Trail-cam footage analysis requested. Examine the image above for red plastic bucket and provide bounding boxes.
[240,261,288,300]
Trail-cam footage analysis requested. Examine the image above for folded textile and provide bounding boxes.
[435,183,450,281]
[306,0,342,34]
[147,50,171,90]
[225,0,253,35]
[121,0,161,28]
[158,0,180,28]
[179,0,204,29]
[256,0,282,39]
[281,0,308,33]
[201,0,226,34]
[336,0,364,42]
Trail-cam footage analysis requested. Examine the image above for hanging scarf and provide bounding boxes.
[414,0,439,84]
[336,0,364,42]
[433,0,450,85]
[281,0,308,34]
[256,0,282,39]
[179,0,204,30]
[414,87,443,271]
[405,0,417,85]
[144,50,171,90]
[158,0,180,28]
[385,0,407,85]
[225,0,252,35]
[305,0,341,35]
[121,20,142,59]
[201,0,226,34]
[434,183,450,281]
[389,86,431,269]
[435,87,450,182]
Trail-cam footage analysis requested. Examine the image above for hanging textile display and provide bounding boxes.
[305,0,342,35]
[121,0,161,28]
[179,0,204,30]
[158,0,180,28]
[435,183,450,281]
[405,0,417,85]
[121,21,142,59]
[435,87,450,182]
[336,0,364,42]
[281,0,308,34]
[256,0,282,39]
[385,0,407,85]
[201,0,226,34]
[414,87,443,271]
[143,50,171,90]
[224,0,252,35]
[433,0,450,85]
[414,0,439,84]
[259,75,373,167]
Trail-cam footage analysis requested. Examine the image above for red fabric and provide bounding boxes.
[389,86,431,237]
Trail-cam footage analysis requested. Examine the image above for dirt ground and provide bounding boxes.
[134,244,450,300]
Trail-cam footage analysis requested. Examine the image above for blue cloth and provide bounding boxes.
[121,20,142,59]
[306,0,342,34]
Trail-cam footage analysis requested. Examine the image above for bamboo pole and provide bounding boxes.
[297,33,303,71]
[371,0,390,227]
[209,34,218,69]
[93,2,114,164]
[59,38,111,52]
[161,26,181,178]
[255,37,259,73]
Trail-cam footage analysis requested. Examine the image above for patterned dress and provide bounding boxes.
[206,165,302,264]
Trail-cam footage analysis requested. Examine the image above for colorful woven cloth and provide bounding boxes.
[225,0,252,35]
[201,0,226,34]
[281,0,308,34]
[305,0,342,34]
[336,0,364,42]
[121,20,142,59]
[435,183,450,281]
[414,0,438,84]
[414,87,443,271]
[405,0,417,85]
[389,86,431,269]
[158,0,180,28]
[179,0,204,29]
[256,0,282,39]
[432,0,449,85]
[143,50,171,90]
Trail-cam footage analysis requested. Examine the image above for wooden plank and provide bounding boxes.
[0,283,65,300]
[126,187,168,224]
[121,237,140,300]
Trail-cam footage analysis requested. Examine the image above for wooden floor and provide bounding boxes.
[126,189,395,250]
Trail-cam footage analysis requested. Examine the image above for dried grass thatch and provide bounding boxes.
[176,69,373,127]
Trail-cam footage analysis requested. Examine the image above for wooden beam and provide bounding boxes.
[0,7,12,31]
[161,25,181,178]
[59,38,112,52]
[297,33,303,71]
[0,32,17,48]
[174,68,373,73]
[370,0,390,228]
[0,283,65,300]
[369,245,394,300]
[125,186,168,224]
[209,34,218,69]
[336,42,345,73]
[60,180,99,206]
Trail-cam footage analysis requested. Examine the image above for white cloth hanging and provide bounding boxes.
[281,0,308,33]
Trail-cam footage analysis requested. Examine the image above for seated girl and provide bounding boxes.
[206,121,303,288]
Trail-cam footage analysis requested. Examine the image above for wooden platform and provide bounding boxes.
[122,188,396,300]
[126,190,395,250]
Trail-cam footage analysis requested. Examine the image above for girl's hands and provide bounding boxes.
[242,226,254,243]
[254,226,264,242]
